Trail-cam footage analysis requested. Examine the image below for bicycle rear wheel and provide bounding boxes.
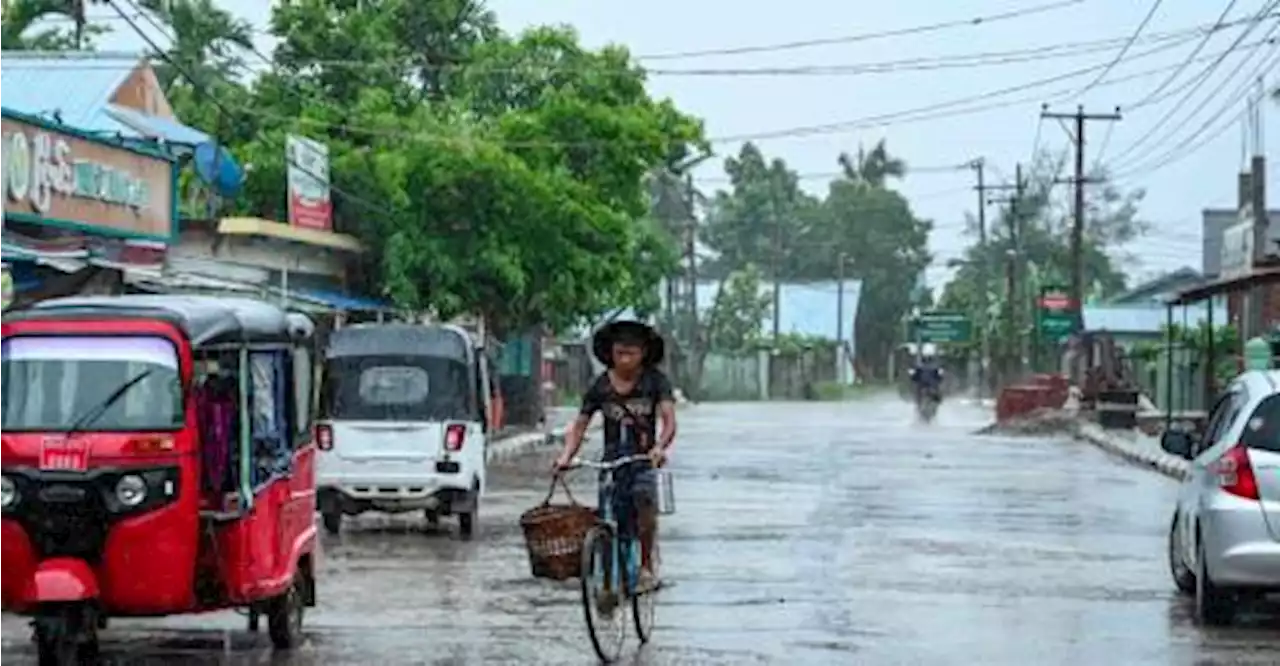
[633,538,660,644]
[580,524,626,662]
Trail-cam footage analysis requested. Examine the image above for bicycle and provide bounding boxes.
[560,453,661,663]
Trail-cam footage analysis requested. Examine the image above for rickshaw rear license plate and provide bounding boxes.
[40,437,88,471]
[435,461,460,474]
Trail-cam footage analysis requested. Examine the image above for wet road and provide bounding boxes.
[4,396,1279,664]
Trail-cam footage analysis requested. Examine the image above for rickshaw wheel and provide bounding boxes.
[268,574,306,649]
[34,605,97,666]
[247,608,261,632]
[321,510,342,535]
[459,508,476,539]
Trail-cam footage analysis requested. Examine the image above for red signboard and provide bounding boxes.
[1039,293,1075,310]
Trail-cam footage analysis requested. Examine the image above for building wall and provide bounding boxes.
[1203,209,1280,278]
[111,66,174,119]
[169,226,349,285]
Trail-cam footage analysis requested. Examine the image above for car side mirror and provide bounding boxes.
[1160,430,1195,460]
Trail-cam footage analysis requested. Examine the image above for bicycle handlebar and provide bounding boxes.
[562,453,651,472]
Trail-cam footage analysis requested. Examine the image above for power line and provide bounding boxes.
[696,165,971,183]
[1,25,1211,77]
[40,0,1080,57]
[1106,0,1278,165]
[1111,45,1280,182]
[1070,0,1164,97]
[1131,0,1241,106]
[708,34,1259,145]
[1111,15,1280,176]
[638,0,1084,61]
[90,0,1275,154]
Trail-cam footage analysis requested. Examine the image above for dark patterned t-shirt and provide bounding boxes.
[580,369,674,458]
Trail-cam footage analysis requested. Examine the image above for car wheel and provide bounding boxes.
[321,510,342,535]
[1168,513,1194,595]
[1195,534,1235,626]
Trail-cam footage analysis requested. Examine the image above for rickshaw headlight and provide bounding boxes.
[0,476,16,509]
[115,474,148,508]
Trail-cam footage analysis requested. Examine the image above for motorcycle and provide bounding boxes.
[915,387,941,423]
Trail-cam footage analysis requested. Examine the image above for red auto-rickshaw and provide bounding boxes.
[1,295,319,664]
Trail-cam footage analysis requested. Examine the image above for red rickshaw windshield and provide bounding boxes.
[1,335,184,432]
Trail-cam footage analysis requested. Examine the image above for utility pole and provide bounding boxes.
[836,251,847,383]
[677,173,699,393]
[72,0,87,50]
[1042,104,1121,331]
[770,189,783,342]
[1247,79,1268,339]
[987,164,1027,382]
[685,172,698,341]
[970,158,991,398]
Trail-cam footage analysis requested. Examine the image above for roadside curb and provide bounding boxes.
[486,421,602,464]
[1070,421,1189,480]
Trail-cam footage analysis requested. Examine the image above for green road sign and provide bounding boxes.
[1037,285,1077,341]
[907,310,973,343]
[1039,312,1074,340]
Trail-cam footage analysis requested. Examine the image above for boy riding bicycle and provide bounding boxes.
[554,320,678,593]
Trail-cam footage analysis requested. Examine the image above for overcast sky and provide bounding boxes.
[75,0,1280,288]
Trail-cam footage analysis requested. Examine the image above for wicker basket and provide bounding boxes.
[520,477,598,581]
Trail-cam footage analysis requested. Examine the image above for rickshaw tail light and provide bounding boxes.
[316,424,334,451]
[129,436,174,453]
[444,424,466,452]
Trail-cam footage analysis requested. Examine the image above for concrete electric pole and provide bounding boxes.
[1041,104,1121,332]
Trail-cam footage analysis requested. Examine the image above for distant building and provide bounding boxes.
[1106,267,1204,306]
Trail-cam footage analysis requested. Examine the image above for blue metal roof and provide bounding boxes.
[106,104,212,145]
[0,52,142,133]
[289,287,392,312]
[1083,304,1226,334]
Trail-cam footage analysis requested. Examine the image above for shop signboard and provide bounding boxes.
[1,113,175,242]
[286,134,332,231]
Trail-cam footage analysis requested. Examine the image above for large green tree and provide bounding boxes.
[1,0,109,50]
[144,0,704,336]
[697,140,932,377]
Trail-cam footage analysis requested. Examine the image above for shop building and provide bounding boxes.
[2,108,176,305]
[1,52,386,316]
[1,52,214,305]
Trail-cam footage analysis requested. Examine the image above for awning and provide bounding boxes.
[105,104,212,146]
[284,287,392,312]
[218,217,364,253]
[1167,265,1280,306]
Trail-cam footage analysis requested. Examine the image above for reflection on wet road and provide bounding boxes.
[4,396,1278,664]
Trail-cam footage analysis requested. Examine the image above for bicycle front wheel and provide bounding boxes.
[580,524,627,663]
[633,538,660,644]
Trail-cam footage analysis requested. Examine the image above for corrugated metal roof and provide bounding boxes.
[1083,304,1226,334]
[106,103,211,145]
[1,51,143,133]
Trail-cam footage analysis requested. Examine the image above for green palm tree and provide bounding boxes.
[1,0,108,50]
[836,139,906,188]
[136,0,255,93]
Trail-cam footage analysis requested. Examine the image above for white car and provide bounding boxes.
[316,324,492,538]
[1163,369,1280,625]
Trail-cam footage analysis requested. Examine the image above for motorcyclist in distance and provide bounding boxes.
[908,343,945,405]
